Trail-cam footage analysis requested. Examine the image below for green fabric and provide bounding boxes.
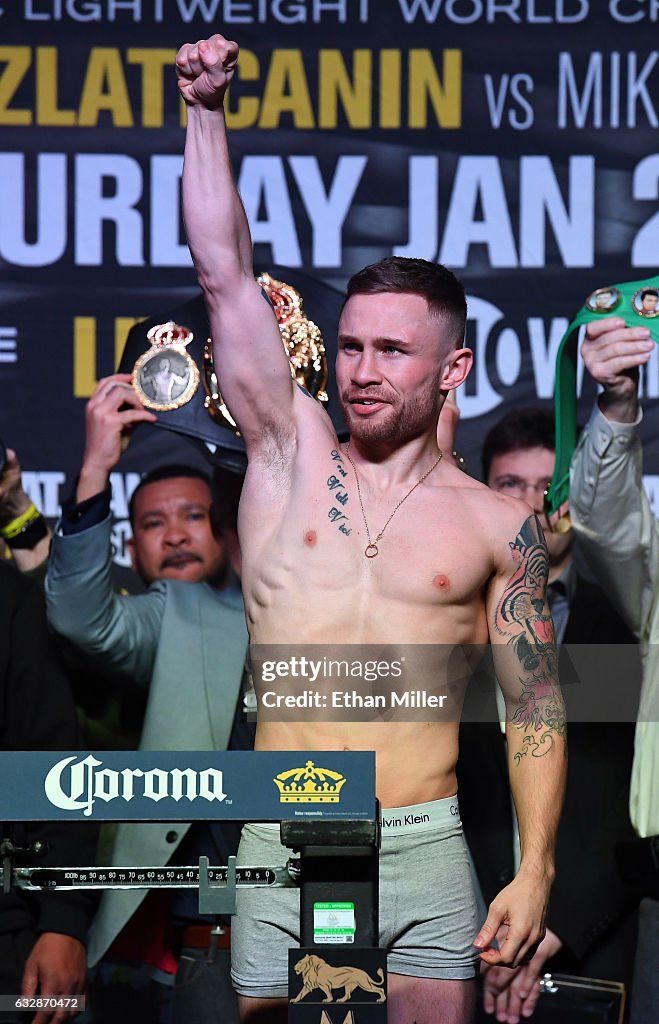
[546,274,659,518]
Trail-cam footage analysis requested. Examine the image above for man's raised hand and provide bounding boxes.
[77,373,156,503]
[176,35,239,110]
[581,316,653,422]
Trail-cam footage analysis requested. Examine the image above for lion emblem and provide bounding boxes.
[291,952,386,1003]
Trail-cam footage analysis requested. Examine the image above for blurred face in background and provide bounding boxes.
[487,447,572,569]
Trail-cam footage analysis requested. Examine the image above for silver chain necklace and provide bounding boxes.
[344,445,443,558]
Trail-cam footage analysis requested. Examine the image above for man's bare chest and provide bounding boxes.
[244,449,493,618]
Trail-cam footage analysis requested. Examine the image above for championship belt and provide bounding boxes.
[119,266,347,472]
[132,321,199,412]
[545,274,659,530]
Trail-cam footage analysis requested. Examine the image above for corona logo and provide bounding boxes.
[44,755,227,817]
[273,760,346,803]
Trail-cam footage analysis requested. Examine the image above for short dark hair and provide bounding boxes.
[481,406,555,483]
[345,256,467,347]
[128,463,212,527]
[641,289,658,300]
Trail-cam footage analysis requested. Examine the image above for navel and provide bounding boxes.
[304,529,318,548]
[432,573,450,591]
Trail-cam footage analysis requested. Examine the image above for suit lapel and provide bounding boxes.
[199,585,249,750]
[139,582,248,751]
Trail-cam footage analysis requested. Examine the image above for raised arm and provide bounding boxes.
[0,447,52,573]
[570,316,658,636]
[177,35,295,452]
[45,375,163,682]
[474,511,567,969]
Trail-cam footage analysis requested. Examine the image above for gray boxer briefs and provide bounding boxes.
[231,795,480,998]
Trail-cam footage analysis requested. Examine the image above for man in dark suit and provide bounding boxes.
[457,407,641,1023]
[0,560,98,1024]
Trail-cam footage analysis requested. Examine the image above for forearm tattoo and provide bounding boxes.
[495,514,566,763]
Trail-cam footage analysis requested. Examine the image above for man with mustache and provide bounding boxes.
[62,373,227,590]
[45,374,249,1023]
[176,33,567,1024]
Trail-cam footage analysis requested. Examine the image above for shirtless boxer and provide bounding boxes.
[176,34,566,1024]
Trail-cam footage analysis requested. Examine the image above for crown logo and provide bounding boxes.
[147,321,194,348]
[273,760,347,803]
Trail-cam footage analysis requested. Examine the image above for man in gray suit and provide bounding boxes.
[45,372,250,1023]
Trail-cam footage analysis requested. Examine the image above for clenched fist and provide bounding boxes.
[176,34,239,110]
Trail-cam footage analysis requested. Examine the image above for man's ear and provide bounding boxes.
[127,536,138,573]
[442,347,473,390]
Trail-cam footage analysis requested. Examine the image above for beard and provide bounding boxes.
[340,375,441,446]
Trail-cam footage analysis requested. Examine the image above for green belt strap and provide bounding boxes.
[545,274,659,526]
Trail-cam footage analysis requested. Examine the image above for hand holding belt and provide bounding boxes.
[546,273,659,528]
